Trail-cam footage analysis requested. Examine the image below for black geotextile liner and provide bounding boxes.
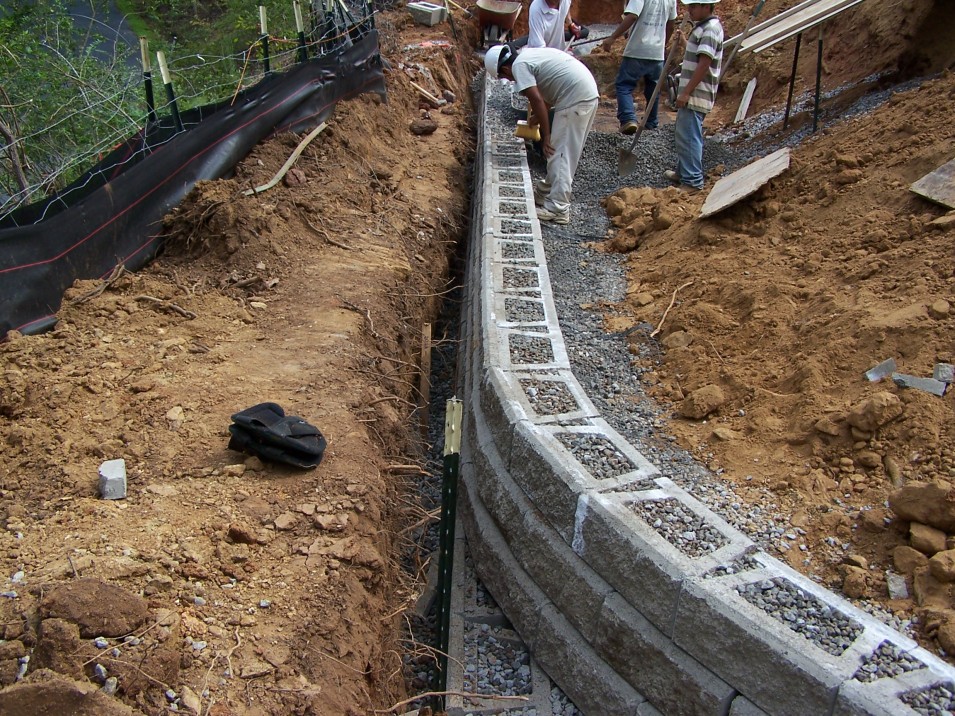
[0,31,385,336]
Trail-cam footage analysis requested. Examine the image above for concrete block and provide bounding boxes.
[672,577,844,716]
[935,363,954,383]
[891,372,948,396]
[98,458,127,499]
[508,420,600,542]
[407,1,446,26]
[865,357,897,382]
[457,470,544,648]
[561,420,660,490]
[533,603,647,716]
[493,292,549,329]
[492,369,599,425]
[475,368,520,460]
[594,592,735,716]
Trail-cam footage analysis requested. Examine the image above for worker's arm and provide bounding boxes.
[676,53,712,108]
[665,18,674,45]
[522,86,554,156]
[601,14,636,50]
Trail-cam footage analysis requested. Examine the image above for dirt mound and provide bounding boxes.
[0,10,475,715]
[602,62,955,654]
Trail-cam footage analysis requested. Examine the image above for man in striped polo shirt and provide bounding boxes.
[665,0,723,190]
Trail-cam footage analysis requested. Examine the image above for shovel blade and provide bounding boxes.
[617,148,639,177]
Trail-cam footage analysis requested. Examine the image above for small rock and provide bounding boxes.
[855,451,881,469]
[272,513,298,531]
[710,426,741,441]
[846,391,902,432]
[885,571,909,600]
[930,549,955,582]
[890,482,955,532]
[843,554,868,569]
[894,544,929,575]
[166,406,185,430]
[842,567,869,598]
[410,118,438,136]
[679,384,726,420]
[928,299,951,319]
[911,521,947,556]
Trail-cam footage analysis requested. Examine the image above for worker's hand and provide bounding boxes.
[601,37,614,51]
[676,92,689,109]
[542,138,555,157]
[569,22,582,40]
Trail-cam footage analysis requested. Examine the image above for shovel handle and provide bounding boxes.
[623,24,684,154]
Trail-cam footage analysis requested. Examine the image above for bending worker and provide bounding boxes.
[485,44,598,225]
[601,0,677,134]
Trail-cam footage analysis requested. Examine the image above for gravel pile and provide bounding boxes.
[521,377,579,415]
[555,432,638,480]
[506,298,546,322]
[502,266,539,289]
[502,241,536,260]
[853,640,926,682]
[736,577,862,656]
[902,683,955,715]
[463,625,533,696]
[704,552,761,579]
[509,333,555,364]
[631,498,728,557]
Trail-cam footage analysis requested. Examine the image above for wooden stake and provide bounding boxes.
[418,322,432,437]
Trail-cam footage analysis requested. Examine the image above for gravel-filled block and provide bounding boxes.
[497,170,522,183]
[520,378,579,415]
[503,267,539,289]
[555,432,639,480]
[463,628,533,698]
[509,334,554,364]
[494,156,523,168]
[499,200,527,216]
[901,682,955,714]
[501,218,533,235]
[498,185,525,198]
[703,553,761,579]
[736,577,863,656]
[502,242,536,260]
[630,498,728,557]
[505,298,546,323]
[853,641,926,682]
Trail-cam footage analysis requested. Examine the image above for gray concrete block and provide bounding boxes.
[935,362,954,384]
[98,458,127,499]
[474,370,518,463]
[561,420,661,490]
[891,372,948,396]
[572,491,692,635]
[457,470,544,648]
[594,592,735,716]
[509,420,600,542]
[533,603,647,716]
[492,369,599,425]
[672,578,843,716]
[832,677,924,716]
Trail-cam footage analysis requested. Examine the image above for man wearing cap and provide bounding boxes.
[666,0,723,190]
[601,0,677,135]
[485,45,598,225]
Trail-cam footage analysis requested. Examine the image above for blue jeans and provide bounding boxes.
[614,57,663,129]
[674,107,705,188]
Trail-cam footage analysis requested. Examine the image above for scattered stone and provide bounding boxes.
[410,118,438,136]
[98,459,127,500]
[222,464,246,477]
[911,522,948,556]
[240,659,273,679]
[935,363,954,384]
[814,416,843,436]
[711,426,741,441]
[894,545,929,575]
[846,391,903,432]
[890,482,955,532]
[180,685,201,713]
[283,167,307,187]
[679,384,726,420]
[40,579,150,638]
[632,291,654,306]
[273,512,297,530]
[843,567,869,598]
[227,523,258,544]
[928,299,951,319]
[884,455,903,486]
[442,89,456,103]
[166,405,185,430]
[662,330,693,349]
[855,450,881,469]
[844,554,868,569]
[886,572,909,600]
[929,549,955,582]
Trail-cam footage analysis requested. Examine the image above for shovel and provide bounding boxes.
[618,35,683,177]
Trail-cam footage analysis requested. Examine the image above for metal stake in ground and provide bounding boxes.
[435,398,462,705]
[259,6,271,75]
[140,38,158,124]
[156,51,184,134]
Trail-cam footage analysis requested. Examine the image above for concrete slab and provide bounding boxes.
[911,156,955,209]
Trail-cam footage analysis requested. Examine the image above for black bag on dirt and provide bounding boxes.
[227,402,327,469]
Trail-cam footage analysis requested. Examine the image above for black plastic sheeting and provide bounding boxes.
[0,31,386,336]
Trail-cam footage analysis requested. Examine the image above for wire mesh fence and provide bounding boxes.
[0,0,376,225]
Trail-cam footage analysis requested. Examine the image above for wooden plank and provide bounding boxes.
[734,0,864,54]
[726,0,817,48]
[700,148,791,219]
[910,157,955,209]
[734,78,757,123]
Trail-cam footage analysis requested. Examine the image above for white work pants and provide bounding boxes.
[540,98,598,213]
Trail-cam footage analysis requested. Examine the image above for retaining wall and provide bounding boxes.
[455,74,955,715]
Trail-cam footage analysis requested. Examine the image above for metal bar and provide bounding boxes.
[259,6,271,75]
[812,24,824,133]
[156,51,184,133]
[436,398,463,702]
[140,38,158,124]
[294,1,309,62]
[783,32,802,130]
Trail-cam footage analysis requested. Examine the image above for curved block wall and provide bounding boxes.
[456,75,955,715]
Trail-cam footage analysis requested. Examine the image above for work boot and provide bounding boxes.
[620,121,638,135]
[536,206,570,225]
[664,169,680,184]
